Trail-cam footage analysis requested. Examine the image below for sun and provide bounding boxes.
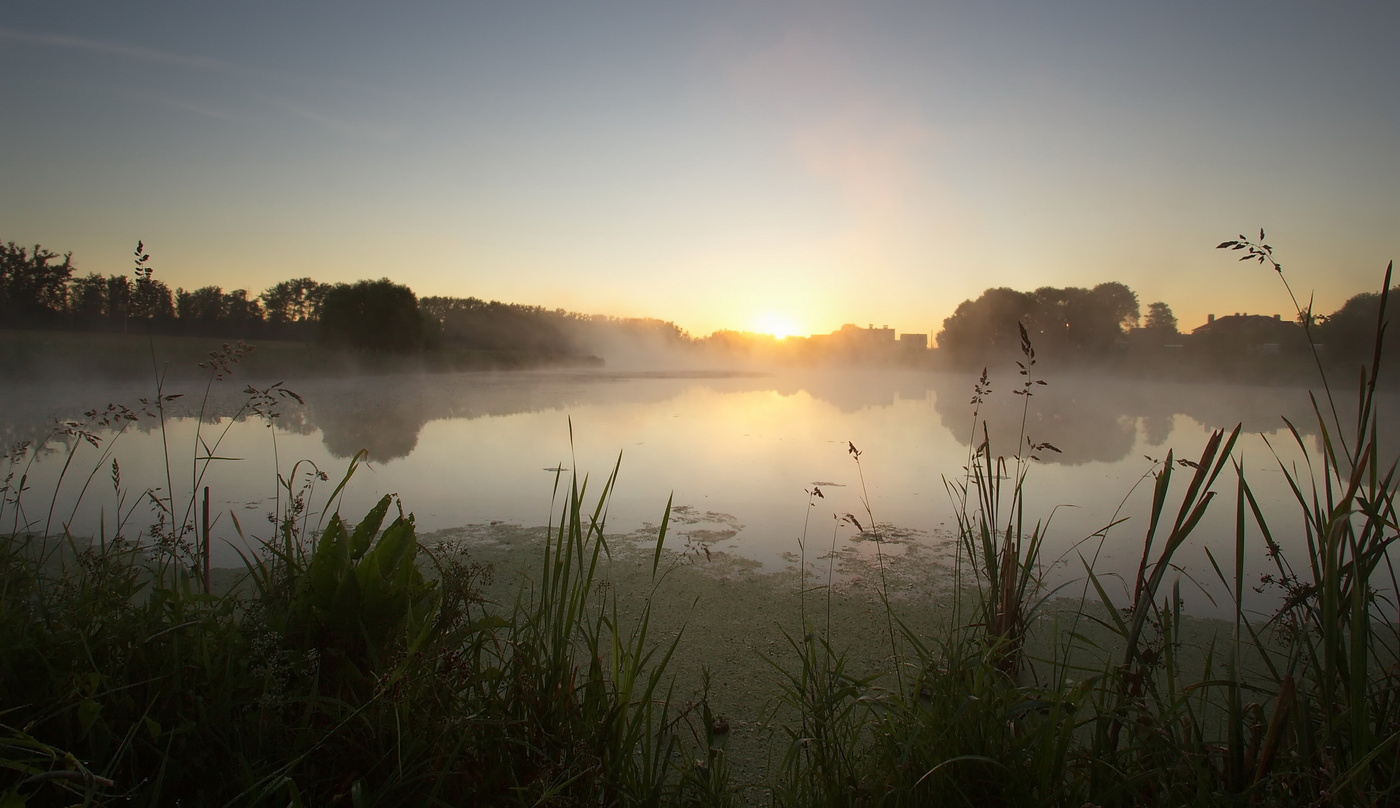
[754,311,800,340]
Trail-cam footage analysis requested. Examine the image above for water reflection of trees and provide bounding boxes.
[930,375,1138,465]
[0,379,318,462]
[929,370,1396,466]
[299,372,711,461]
[3,369,1393,468]
[1,372,711,464]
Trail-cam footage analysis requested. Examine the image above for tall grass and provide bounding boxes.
[764,241,1398,806]
[1,353,700,805]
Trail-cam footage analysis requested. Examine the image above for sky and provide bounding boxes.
[3,1,1398,340]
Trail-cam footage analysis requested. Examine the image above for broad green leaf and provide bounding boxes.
[349,494,392,561]
[372,515,417,578]
[307,516,349,604]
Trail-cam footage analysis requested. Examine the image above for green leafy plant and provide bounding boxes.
[268,493,440,697]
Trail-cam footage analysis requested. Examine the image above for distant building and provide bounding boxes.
[1191,312,1300,354]
[807,323,928,364]
[824,323,893,348]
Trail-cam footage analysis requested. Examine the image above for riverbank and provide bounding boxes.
[8,477,1395,807]
[416,521,1252,803]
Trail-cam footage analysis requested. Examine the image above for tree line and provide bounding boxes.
[7,238,1388,373]
[0,240,689,359]
[934,278,1395,377]
[1,241,335,339]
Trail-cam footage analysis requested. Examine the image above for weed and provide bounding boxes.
[764,237,1397,807]
[2,351,699,805]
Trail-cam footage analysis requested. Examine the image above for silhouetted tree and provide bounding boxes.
[938,282,1138,365]
[224,289,262,326]
[1143,301,1179,334]
[560,314,693,364]
[177,286,227,323]
[69,273,108,322]
[1027,286,1088,351]
[936,287,1035,362]
[420,296,574,354]
[262,278,332,325]
[129,278,174,322]
[320,278,427,352]
[1319,286,1399,369]
[106,274,131,327]
[0,242,72,324]
[1093,282,1141,333]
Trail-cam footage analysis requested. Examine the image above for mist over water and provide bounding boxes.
[6,366,1394,619]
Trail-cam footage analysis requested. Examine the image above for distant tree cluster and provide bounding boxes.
[2,239,690,359]
[937,282,1140,364]
[320,279,432,353]
[420,296,691,359]
[936,276,1396,380]
[261,278,331,326]
[1142,301,1179,334]
[421,297,580,354]
[10,237,1390,373]
[1305,284,1400,382]
[2,243,76,327]
[1,240,335,340]
[1316,288,1398,363]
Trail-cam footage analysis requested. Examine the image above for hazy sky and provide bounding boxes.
[3,2,1397,339]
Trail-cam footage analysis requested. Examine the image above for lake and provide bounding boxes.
[5,366,1393,619]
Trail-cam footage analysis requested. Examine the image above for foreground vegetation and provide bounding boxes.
[3,242,1398,806]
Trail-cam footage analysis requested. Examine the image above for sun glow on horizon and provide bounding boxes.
[753,311,801,340]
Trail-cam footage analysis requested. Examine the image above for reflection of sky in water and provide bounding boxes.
[6,369,1394,619]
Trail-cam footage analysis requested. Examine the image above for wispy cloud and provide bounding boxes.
[119,89,237,122]
[274,99,403,141]
[2,25,404,140]
[0,25,275,80]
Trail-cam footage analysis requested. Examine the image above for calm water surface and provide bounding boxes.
[7,368,1392,618]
